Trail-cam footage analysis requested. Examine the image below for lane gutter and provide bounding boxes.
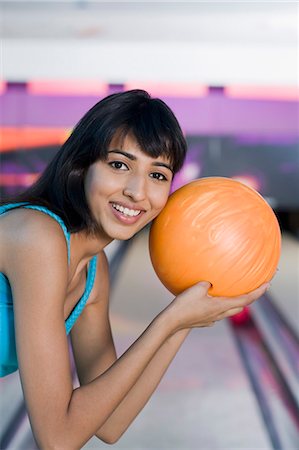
[231,294,299,450]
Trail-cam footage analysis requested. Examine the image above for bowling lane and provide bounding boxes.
[0,372,24,441]
[83,228,272,449]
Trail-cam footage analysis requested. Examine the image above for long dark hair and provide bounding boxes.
[2,90,187,234]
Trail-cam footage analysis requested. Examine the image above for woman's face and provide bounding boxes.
[84,133,173,241]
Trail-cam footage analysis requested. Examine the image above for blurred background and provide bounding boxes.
[0,1,298,449]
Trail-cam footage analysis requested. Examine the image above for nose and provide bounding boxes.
[123,175,147,202]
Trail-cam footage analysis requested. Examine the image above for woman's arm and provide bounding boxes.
[71,251,191,444]
[70,253,267,445]
[95,327,191,444]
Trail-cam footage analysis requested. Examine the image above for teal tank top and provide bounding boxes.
[0,203,98,377]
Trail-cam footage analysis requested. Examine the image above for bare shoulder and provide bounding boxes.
[0,207,68,275]
[88,250,110,305]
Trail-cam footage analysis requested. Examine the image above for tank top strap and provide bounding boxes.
[0,202,71,265]
[65,255,98,335]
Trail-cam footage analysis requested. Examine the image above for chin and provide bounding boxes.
[106,226,140,241]
[103,213,153,241]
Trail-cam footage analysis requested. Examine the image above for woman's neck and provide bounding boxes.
[68,230,113,280]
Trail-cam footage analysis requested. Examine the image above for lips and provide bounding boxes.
[112,202,141,217]
[109,202,145,225]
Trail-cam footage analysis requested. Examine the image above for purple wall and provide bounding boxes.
[1,84,298,136]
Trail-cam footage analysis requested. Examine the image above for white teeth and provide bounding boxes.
[112,203,141,217]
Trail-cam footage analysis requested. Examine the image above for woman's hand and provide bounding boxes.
[166,281,270,333]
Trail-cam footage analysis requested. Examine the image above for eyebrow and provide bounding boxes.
[108,149,173,172]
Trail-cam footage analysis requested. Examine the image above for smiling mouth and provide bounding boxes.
[111,202,142,218]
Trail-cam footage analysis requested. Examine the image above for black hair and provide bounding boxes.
[2,89,187,234]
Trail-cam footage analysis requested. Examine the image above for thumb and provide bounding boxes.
[195,280,212,293]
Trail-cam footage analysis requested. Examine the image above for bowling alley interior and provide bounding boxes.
[0,2,298,449]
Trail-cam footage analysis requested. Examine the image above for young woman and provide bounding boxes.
[0,90,269,448]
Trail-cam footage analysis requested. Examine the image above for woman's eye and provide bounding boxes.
[150,172,168,181]
[109,161,128,171]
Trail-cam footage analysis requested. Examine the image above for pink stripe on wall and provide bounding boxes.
[28,80,109,96]
[225,85,299,101]
[125,82,208,97]
[0,81,7,94]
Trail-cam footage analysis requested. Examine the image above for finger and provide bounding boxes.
[218,283,269,309]
[231,283,270,307]
[190,320,215,328]
[193,281,212,294]
[247,282,270,301]
[217,307,244,320]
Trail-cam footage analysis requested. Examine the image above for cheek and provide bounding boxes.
[85,168,116,203]
[151,187,170,212]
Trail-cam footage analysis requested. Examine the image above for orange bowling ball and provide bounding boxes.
[149,177,281,297]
